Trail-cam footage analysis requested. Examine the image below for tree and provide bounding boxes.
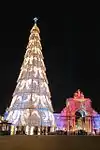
[6,18,55,132]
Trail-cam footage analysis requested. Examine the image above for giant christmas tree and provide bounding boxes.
[6,18,55,134]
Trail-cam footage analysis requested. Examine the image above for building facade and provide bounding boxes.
[54,90,100,134]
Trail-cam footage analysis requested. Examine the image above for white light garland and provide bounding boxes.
[6,20,55,131]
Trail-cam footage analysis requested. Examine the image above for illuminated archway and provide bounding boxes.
[75,109,86,130]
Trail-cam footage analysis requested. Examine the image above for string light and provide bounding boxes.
[6,19,55,134]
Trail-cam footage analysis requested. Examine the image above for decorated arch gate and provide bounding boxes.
[60,90,97,133]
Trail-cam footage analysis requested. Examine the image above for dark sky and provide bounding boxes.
[0,3,100,114]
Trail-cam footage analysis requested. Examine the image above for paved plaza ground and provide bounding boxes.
[0,135,100,150]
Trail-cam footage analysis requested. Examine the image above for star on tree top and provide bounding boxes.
[33,17,38,24]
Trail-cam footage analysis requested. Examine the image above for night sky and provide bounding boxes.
[0,3,100,115]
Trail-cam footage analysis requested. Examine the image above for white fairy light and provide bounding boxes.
[6,19,55,134]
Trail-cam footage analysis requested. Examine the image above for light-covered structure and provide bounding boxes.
[59,90,99,133]
[6,18,55,135]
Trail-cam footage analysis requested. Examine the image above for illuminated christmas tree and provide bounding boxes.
[6,18,55,134]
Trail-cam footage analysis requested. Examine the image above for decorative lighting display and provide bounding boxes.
[59,90,98,133]
[92,115,100,130]
[6,18,55,133]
